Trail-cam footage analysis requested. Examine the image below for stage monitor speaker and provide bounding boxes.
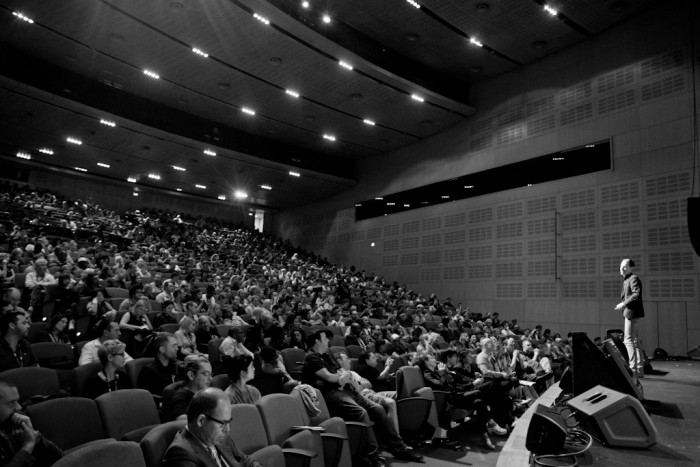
[567,385,657,448]
[689,197,700,256]
[572,332,643,399]
[526,404,568,455]
[688,345,700,360]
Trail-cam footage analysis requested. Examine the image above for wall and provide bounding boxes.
[272,5,700,355]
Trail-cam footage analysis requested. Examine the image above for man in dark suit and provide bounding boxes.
[162,387,261,467]
[614,258,645,378]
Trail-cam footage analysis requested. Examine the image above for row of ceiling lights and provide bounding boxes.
[12,113,311,201]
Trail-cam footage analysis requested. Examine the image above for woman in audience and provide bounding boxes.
[225,354,261,404]
[119,299,154,357]
[288,328,308,352]
[175,315,201,359]
[37,313,71,344]
[83,339,132,399]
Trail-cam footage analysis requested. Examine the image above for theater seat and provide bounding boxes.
[52,439,147,467]
[126,357,155,388]
[26,397,104,451]
[291,387,363,467]
[140,420,186,467]
[230,403,312,467]
[256,393,327,467]
[71,361,102,397]
[30,342,75,369]
[281,348,306,380]
[0,367,61,404]
[96,389,160,442]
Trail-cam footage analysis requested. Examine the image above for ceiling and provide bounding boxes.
[0,0,660,212]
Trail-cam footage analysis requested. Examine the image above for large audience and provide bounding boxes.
[0,181,579,465]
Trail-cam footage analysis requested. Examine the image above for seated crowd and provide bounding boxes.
[0,182,576,466]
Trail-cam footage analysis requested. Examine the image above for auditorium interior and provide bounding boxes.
[1,0,699,466]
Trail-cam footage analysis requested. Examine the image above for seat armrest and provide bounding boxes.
[291,425,325,432]
[344,420,374,429]
[320,432,348,441]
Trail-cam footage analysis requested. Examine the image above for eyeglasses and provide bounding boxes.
[204,413,231,429]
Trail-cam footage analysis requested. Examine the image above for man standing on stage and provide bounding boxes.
[615,258,645,378]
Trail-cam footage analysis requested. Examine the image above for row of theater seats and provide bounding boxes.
[25,386,378,467]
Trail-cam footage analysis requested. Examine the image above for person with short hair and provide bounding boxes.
[163,387,262,467]
[83,339,131,399]
[138,333,179,395]
[0,311,37,373]
[615,258,645,378]
[171,356,212,421]
[0,380,63,466]
[79,318,134,365]
[175,316,201,359]
[302,331,422,466]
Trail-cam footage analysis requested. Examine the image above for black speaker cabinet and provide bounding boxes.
[567,385,657,448]
[572,332,643,399]
[526,404,569,455]
[689,197,700,256]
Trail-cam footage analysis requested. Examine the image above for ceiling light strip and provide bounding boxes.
[82,2,424,138]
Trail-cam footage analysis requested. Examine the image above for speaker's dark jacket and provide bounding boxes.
[620,273,644,319]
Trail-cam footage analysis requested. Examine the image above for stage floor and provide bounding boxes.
[579,359,700,467]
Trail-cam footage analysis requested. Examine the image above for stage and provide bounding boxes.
[497,359,700,467]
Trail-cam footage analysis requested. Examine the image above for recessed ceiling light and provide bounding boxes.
[410,94,424,103]
[203,149,216,156]
[195,184,207,189]
[192,47,208,58]
[148,173,161,180]
[543,5,558,16]
[261,185,272,190]
[253,13,270,25]
[66,137,82,145]
[375,197,383,200]
[133,192,139,196]
[12,11,34,23]
[363,119,375,126]
[405,0,420,9]
[552,157,565,161]
[404,204,410,207]
[241,107,256,116]
[75,167,87,172]
[469,38,483,47]
[97,162,110,168]
[464,185,474,189]
[338,61,353,71]
[16,152,31,160]
[38,148,53,155]
[285,89,300,98]
[289,171,301,177]
[387,202,396,206]
[234,190,248,199]
[176,188,182,192]
[301,1,310,8]
[322,14,331,23]
[172,165,186,171]
[99,119,116,127]
[143,69,160,79]
[323,134,336,141]
[218,195,227,200]
[127,177,137,183]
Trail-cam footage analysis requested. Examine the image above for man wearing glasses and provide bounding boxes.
[163,387,262,467]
